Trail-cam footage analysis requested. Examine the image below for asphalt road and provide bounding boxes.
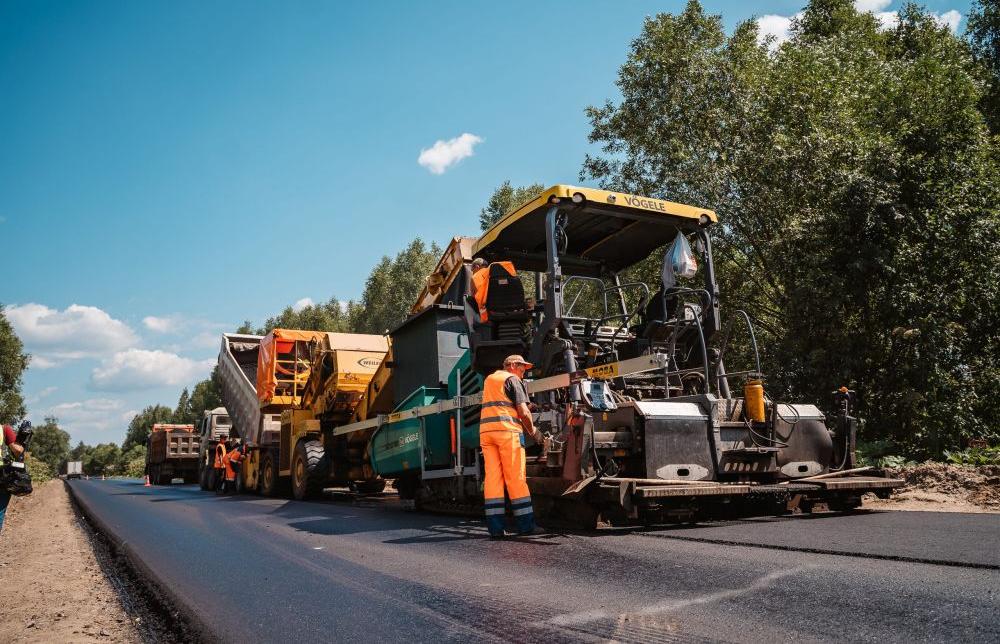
[69,479,1000,643]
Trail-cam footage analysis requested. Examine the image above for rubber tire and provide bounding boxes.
[199,465,209,491]
[291,440,327,501]
[352,479,387,495]
[259,452,279,497]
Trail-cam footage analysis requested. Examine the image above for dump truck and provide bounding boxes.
[218,329,378,495]
[146,423,199,484]
[269,332,389,498]
[218,331,317,490]
[197,407,232,490]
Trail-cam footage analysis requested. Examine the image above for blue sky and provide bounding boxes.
[0,0,971,445]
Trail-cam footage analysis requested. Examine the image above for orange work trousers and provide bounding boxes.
[481,430,534,535]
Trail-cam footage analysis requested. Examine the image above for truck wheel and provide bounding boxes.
[199,465,209,490]
[260,452,279,497]
[351,480,386,495]
[292,440,327,501]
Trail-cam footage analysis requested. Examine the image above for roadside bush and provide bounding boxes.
[944,446,1000,467]
[123,456,146,478]
[24,452,53,484]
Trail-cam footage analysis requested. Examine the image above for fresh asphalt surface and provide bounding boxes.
[69,479,1000,643]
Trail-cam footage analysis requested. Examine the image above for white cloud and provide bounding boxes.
[143,315,179,333]
[874,11,899,29]
[757,14,798,48]
[759,3,962,49]
[38,398,126,437]
[417,133,483,174]
[292,297,314,312]
[935,9,962,33]
[90,349,214,391]
[7,303,138,361]
[25,386,57,405]
[29,355,60,369]
[854,0,891,11]
[852,1,962,33]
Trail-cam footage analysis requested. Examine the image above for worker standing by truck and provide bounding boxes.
[480,355,545,539]
[221,438,238,494]
[213,438,228,492]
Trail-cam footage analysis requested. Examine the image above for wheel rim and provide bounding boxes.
[264,461,273,489]
[294,457,304,491]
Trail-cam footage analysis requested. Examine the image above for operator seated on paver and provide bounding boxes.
[481,354,546,539]
[469,258,488,321]
[471,258,520,323]
[213,437,228,492]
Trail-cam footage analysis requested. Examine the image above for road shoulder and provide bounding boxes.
[0,479,141,643]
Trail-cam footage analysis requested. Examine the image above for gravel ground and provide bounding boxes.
[0,479,142,643]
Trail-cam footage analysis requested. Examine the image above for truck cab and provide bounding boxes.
[197,407,232,490]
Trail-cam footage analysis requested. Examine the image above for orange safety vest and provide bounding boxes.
[224,447,242,481]
[479,369,525,435]
[472,262,516,323]
[214,443,227,469]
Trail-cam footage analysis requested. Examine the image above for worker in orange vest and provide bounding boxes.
[480,354,546,538]
[213,438,228,492]
[470,259,517,323]
[222,440,245,494]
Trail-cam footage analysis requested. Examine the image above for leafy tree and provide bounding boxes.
[0,304,29,424]
[255,297,355,336]
[479,180,546,231]
[583,0,1000,456]
[173,388,193,424]
[84,442,122,475]
[189,366,224,421]
[122,404,174,452]
[968,0,1000,133]
[349,238,442,334]
[70,440,89,461]
[117,444,146,478]
[28,416,70,473]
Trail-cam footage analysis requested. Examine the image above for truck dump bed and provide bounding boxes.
[147,424,198,464]
[146,424,199,484]
[219,334,267,445]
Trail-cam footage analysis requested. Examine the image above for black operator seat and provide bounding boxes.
[468,262,530,374]
[483,262,528,321]
[639,287,681,341]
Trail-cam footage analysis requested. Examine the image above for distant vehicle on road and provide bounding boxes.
[146,424,198,484]
[197,407,232,490]
[65,460,83,479]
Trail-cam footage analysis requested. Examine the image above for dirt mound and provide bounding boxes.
[867,462,1000,513]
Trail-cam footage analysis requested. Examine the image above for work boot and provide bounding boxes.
[517,526,547,537]
[489,530,514,540]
